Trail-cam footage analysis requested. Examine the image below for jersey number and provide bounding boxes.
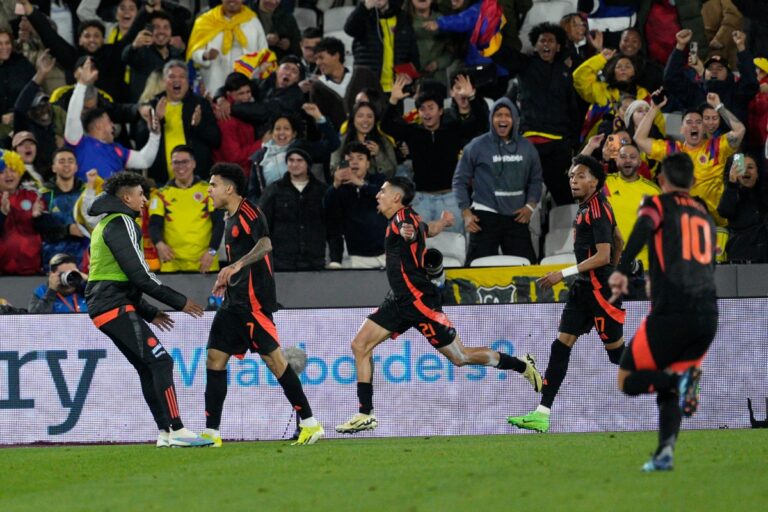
[680,213,712,264]
[418,323,436,338]
[246,322,255,339]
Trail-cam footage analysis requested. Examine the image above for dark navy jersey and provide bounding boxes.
[222,199,277,313]
[384,207,437,304]
[638,192,718,314]
[573,192,617,286]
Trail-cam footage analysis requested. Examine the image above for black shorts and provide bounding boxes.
[620,312,718,372]
[559,279,625,343]
[208,307,280,358]
[368,295,456,348]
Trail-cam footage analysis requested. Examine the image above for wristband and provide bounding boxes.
[714,103,724,111]
[525,204,535,212]
[561,265,579,277]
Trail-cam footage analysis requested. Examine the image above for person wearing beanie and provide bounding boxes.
[259,140,330,270]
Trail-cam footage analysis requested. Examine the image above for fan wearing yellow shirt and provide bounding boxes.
[149,145,225,273]
[634,90,745,227]
[603,144,661,269]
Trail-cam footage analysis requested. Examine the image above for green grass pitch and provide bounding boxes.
[2,429,766,511]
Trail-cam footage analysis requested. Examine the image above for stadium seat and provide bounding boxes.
[663,112,684,140]
[323,6,356,34]
[549,204,579,231]
[426,232,467,267]
[529,204,541,261]
[540,253,578,265]
[294,8,318,32]
[470,255,531,267]
[544,227,575,256]
[519,1,574,54]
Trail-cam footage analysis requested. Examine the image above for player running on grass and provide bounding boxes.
[201,163,323,447]
[336,177,542,434]
[508,155,625,433]
[609,153,718,471]
[85,173,212,447]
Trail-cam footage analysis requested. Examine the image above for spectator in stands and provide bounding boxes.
[122,10,184,102]
[603,143,660,267]
[453,97,543,264]
[717,152,768,263]
[259,142,329,270]
[313,37,351,98]
[215,55,305,138]
[77,0,139,44]
[15,9,68,94]
[12,131,44,189]
[574,48,664,141]
[325,142,388,269]
[136,60,220,184]
[747,58,768,152]
[443,72,489,141]
[254,0,301,61]
[637,0,708,66]
[699,102,725,138]
[65,58,161,181]
[383,74,484,232]
[344,0,420,93]
[561,12,596,69]
[20,0,138,102]
[332,102,398,178]
[0,27,35,138]
[702,0,743,69]
[408,0,454,86]
[38,148,88,269]
[492,22,580,206]
[0,149,52,275]
[149,145,224,273]
[616,27,664,92]
[13,51,59,171]
[213,72,263,178]
[731,0,768,59]
[187,0,268,94]
[299,27,322,78]
[664,29,758,125]
[28,252,88,313]
[634,90,745,226]
[578,0,639,49]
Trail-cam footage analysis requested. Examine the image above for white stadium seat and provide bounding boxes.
[294,8,318,33]
[519,1,575,54]
[323,6,356,34]
[427,232,467,268]
[470,255,531,267]
[549,204,579,231]
[544,227,575,256]
[540,253,578,265]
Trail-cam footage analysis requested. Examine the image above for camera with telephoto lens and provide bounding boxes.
[60,270,84,288]
[424,248,445,289]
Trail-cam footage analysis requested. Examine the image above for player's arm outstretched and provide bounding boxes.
[609,200,660,302]
[213,236,272,296]
[400,211,455,240]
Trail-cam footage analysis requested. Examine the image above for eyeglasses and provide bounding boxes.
[171,159,192,166]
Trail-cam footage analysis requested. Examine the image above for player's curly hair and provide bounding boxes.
[210,163,246,197]
[528,22,567,50]
[104,171,148,196]
[572,154,606,190]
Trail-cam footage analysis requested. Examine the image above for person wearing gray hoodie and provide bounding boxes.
[452,97,543,264]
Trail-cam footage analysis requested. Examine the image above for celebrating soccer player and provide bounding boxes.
[609,153,718,471]
[202,163,324,447]
[85,172,212,447]
[336,177,542,434]
[508,155,625,433]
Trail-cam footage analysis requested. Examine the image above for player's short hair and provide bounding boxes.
[171,144,195,159]
[104,171,148,197]
[52,147,76,160]
[315,37,345,64]
[528,22,567,49]
[660,153,694,188]
[572,154,606,190]
[343,141,371,160]
[302,27,323,40]
[81,107,110,133]
[386,177,415,206]
[210,163,246,197]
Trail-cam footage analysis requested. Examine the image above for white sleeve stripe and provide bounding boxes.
[122,216,162,285]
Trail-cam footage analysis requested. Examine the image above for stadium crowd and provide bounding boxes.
[0,0,767,294]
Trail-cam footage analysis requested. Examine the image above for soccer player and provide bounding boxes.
[336,177,542,434]
[508,155,625,433]
[85,172,212,447]
[609,153,718,472]
[202,163,324,447]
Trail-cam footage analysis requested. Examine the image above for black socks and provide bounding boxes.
[622,370,677,396]
[205,368,228,429]
[357,382,373,414]
[277,366,313,420]
[541,339,572,409]
[496,352,527,373]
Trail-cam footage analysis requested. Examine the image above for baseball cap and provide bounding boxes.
[704,54,729,70]
[12,131,37,149]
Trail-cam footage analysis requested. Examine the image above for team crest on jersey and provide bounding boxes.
[699,155,707,164]
[193,192,204,202]
[20,199,32,211]
[232,225,240,238]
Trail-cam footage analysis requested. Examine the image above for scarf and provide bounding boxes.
[186,5,257,60]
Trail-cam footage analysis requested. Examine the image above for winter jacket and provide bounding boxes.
[254,3,302,61]
[381,96,486,192]
[324,173,388,262]
[344,1,420,87]
[331,131,399,179]
[702,0,743,69]
[13,79,58,172]
[663,47,759,124]
[0,52,35,115]
[213,99,262,178]
[259,172,329,271]
[39,179,89,270]
[230,74,305,133]
[84,193,187,320]
[717,174,768,263]
[638,0,708,61]
[29,285,88,314]
[579,0,639,33]
[436,1,508,76]
[452,97,543,215]
[135,90,221,184]
[731,0,768,59]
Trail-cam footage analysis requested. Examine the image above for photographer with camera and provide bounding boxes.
[28,253,88,313]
